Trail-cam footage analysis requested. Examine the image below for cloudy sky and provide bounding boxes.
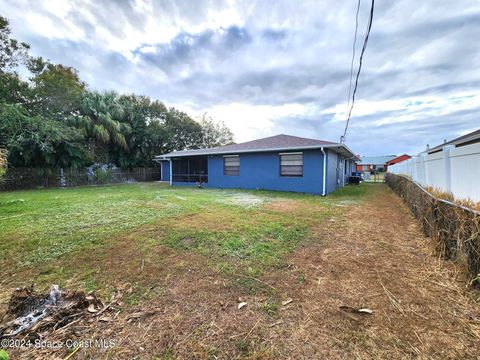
[2,0,480,155]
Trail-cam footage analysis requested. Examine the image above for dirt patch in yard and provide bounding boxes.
[2,184,479,359]
[263,199,302,213]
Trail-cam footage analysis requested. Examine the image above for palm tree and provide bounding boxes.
[73,91,130,162]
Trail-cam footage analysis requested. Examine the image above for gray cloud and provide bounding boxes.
[138,26,252,74]
[2,0,480,155]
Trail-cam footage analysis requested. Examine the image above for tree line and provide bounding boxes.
[0,16,233,169]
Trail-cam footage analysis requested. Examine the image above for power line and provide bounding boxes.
[341,0,375,143]
[346,0,362,113]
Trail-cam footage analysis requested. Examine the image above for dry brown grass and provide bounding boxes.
[263,199,301,213]
[425,186,480,211]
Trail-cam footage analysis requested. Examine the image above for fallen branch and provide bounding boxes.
[376,272,405,316]
[236,274,277,291]
[243,319,261,341]
[63,346,80,360]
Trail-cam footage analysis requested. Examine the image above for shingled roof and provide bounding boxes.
[156,134,356,159]
[423,128,480,154]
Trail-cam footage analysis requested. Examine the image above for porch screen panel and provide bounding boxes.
[224,155,240,176]
[280,152,303,177]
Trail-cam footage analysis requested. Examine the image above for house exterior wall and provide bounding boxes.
[326,150,341,193]
[160,161,170,181]
[326,151,356,191]
[344,159,356,183]
[206,149,326,195]
[349,160,356,174]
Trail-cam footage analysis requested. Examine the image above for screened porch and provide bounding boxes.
[172,156,208,183]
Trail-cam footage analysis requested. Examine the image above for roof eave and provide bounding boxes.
[155,143,357,159]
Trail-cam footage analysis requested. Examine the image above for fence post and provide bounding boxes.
[411,156,417,181]
[443,145,454,194]
[421,153,429,186]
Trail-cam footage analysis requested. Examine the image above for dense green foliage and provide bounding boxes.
[0,16,233,169]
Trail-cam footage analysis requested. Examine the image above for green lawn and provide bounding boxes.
[0,183,367,297]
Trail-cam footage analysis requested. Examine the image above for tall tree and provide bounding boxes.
[28,57,86,117]
[0,16,236,169]
[73,91,130,163]
[162,108,203,152]
[199,114,234,148]
[0,16,31,110]
[110,94,167,167]
[0,72,30,106]
[0,16,30,73]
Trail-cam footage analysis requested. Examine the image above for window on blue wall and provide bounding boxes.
[280,152,303,177]
[224,155,240,175]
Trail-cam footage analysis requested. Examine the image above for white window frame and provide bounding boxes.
[279,152,303,177]
[223,155,240,176]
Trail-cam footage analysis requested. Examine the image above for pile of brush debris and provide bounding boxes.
[0,285,112,340]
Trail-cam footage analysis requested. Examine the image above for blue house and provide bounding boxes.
[155,134,358,195]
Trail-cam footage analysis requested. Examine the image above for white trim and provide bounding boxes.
[279,151,303,155]
[222,154,239,158]
[321,147,327,196]
[169,159,172,186]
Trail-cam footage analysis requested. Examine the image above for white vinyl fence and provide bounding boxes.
[388,142,480,202]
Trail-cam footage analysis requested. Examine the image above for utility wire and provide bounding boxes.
[346,0,362,113]
[341,0,375,143]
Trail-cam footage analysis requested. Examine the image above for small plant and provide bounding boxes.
[235,339,250,354]
[470,274,480,287]
[94,168,113,184]
[262,301,279,316]
[0,349,9,360]
[160,348,175,360]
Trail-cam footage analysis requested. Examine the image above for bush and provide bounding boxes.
[93,168,113,184]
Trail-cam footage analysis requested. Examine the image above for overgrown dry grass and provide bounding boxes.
[1,183,479,359]
[425,186,480,211]
[386,174,480,284]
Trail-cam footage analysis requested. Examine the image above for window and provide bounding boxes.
[224,155,240,176]
[280,152,303,177]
